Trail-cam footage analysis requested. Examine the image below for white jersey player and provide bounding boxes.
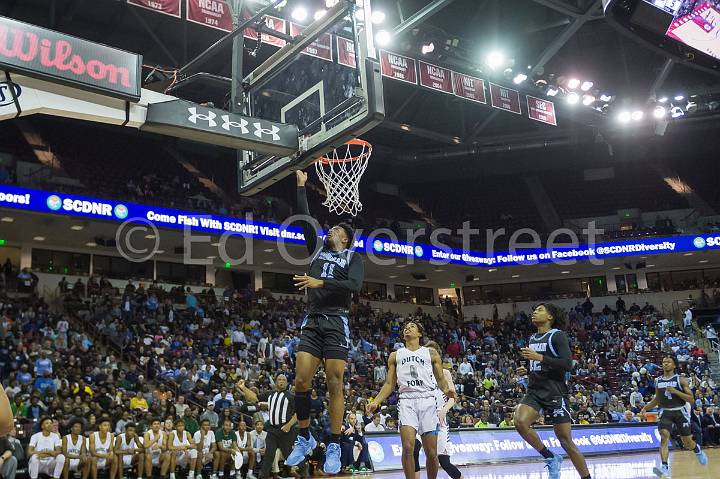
[113,424,144,479]
[193,419,219,477]
[168,420,197,479]
[89,418,115,479]
[62,420,89,479]
[29,417,65,479]
[368,321,454,479]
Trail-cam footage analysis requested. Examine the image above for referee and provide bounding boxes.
[252,374,307,479]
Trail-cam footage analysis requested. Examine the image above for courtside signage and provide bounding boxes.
[367,424,661,471]
[0,16,142,100]
[2,185,718,268]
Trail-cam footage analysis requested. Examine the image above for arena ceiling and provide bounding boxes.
[3,0,720,184]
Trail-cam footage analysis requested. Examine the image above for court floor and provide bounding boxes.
[372,449,719,479]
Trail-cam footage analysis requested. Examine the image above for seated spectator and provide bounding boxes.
[0,434,17,479]
[619,410,638,423]
[363,414,384,433]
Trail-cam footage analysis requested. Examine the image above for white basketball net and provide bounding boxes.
[315,140,371,217]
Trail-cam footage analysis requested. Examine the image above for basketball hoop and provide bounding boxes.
[315,139,372,217]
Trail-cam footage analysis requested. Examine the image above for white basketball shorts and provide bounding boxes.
[398,396,438,436]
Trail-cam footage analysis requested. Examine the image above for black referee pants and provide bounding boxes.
[259,425,308,479]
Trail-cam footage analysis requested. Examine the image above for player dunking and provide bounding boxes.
[425,341,463,479]
[514,303,590,479]
[285,170,364,474]
[641,355,708,478]
[367,321,455,479]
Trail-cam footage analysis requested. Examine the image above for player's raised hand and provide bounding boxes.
[296,170,308,186]
[366,401,379,415]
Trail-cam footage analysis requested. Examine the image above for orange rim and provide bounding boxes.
[317,139,372,164]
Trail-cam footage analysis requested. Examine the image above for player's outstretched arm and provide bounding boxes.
[296,170,319,255]
[641,389,661,414]
[368,353,397,413]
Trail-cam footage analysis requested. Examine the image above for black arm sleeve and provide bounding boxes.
[297,186,318,255]
[543,331,573,372]
[323,253,364,292]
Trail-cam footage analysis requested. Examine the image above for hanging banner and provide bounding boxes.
[489,82,521,115]
[186,0,233,32]
[289,23,332,61]
[127,0,181,18]
[418,61,453,94]
[337,36,357,68]
[527,95,557,126]
[243,14,287,48]
[379,51,417,84]
[452,73,486,104]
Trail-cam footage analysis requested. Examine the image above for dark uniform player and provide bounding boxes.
[641,355,708,478]
[285,170,364,475]
[514,303,590,479]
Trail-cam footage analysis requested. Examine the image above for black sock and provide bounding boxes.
[295,389,311,419]
[299,427,310,439]
[662,462,668,467]
[694,444,701,453]
[581,476,591,479]
[538,447,554,459]
[331,434,341,444]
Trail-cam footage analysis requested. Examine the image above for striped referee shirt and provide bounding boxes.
[267,390,295,427]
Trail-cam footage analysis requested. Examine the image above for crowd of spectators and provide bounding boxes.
[0,272,718,479]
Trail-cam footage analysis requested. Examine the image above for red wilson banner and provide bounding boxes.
[186,0,233,32]
[289,23,332,61]
[418,61,453,94]
[337,36,356,68]
[452,73,486,104]
[243,15,287,48]
[379,50,417,84]
[127,0,181,18]
[489,82,521,115]
[526,95,557,126]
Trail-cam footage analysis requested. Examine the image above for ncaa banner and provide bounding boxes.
[127,0,181,18]
[367,424,662,471]
[418,61,453,94]
[379,50,417,84]
[337,36,356,68]
[243,14,287,48]
[186,0,233,32]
